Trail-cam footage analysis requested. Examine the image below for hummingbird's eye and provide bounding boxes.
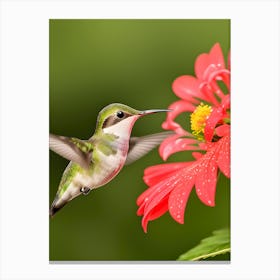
[116,111,125,118]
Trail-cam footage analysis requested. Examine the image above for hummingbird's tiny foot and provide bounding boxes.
[80,186,91,195]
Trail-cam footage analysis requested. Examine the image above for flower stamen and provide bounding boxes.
[190,103,212,140]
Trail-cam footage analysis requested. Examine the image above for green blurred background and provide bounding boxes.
[49,19,230,261]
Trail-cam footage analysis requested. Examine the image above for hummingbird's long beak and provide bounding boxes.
[139,109,172,115]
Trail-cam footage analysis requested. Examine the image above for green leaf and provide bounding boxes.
[178,228,230,261]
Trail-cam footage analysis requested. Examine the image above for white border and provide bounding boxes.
[0,0,279,279]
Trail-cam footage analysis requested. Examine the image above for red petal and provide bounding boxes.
[204,106,224,142]
[168,174,195,224]
[192,152,203,160]
[219,70,231,90]
[136,201,145,216]
[208,70,230,99]
[216,124,230,137]
[195,43,225,81]
[143,162,191,187]
[195,53,210,80]
[144,162,190,177]
[141,198,168,233]
[139,182,175,232]
[209,43,225,70]
[138,171,178,209]
[137,194,168,222]
[140,166,192,231]
[147,196,169,221]
[217,135,230,178]
[172,75,203,103]
[141,215,149,233]
[143,179,177,216]
[162,100,196,133]
[221,94,230,110]
[195,148,218,206]
[137,184,160,206]
[199,82,221,107]
[159,134,200,161]
[138,197,169,233]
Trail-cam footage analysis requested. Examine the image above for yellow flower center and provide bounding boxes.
[190,103,212,140]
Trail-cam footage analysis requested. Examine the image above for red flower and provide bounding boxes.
[137,43,230,233]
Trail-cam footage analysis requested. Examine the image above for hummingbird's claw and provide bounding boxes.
[80,186,91,195]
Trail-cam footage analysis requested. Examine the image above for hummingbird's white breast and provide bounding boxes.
[91,140,127,187]
[92,115,139,187]
[75,115,140,190]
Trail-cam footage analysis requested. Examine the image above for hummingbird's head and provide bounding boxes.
[95,103,171,137]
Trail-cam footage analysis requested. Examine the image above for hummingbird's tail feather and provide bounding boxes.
[49,195,68,217]
[49,205,61,217]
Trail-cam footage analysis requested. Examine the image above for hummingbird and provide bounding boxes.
[49,103,172,217]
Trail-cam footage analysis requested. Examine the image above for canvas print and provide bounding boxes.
[49,19,230,261]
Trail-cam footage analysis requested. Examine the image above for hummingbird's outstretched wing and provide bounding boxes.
[49,133,94,169]
[125,131,173,165]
